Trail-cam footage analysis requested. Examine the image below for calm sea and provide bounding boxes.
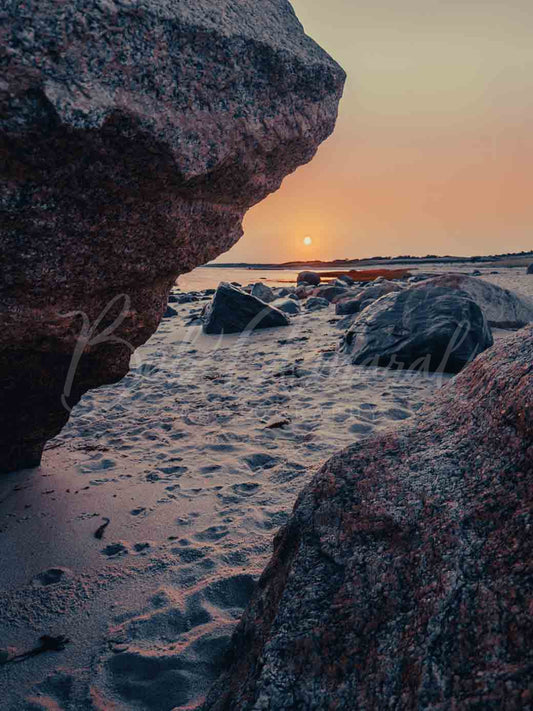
[175,262,508,293]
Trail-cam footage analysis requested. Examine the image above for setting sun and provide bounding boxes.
[303,236,313,246]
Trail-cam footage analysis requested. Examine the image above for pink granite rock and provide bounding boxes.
[204,326,533,710]
[0,0,345,472]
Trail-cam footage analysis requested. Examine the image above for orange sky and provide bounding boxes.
[216,0,533,263]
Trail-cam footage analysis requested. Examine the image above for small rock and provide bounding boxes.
[305,297,330,311]
[335,298,361,316]
[297,271,321,286]
[272,298,301,315]
[163,305,178,318]
[251,282,276,303]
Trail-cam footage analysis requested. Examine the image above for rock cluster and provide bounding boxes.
[204,326,533,711]
[0,0,345,472]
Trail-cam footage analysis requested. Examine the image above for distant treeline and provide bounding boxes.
[207,250,533,270]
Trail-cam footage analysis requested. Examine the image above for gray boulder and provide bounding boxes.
[203,283,289,334]
[335,281,402,316]
[295,285,315,299]
[335,298,361,316]
[297,271,321,286]
[272,298,301,315]
[419,274,533,328]
[275,287,294,298]
[251,282,276,303]
[342,285,493,373]
[163,305,178,318]
[305,297,330,312]
[336,274,355,285]
[313,285,350,303]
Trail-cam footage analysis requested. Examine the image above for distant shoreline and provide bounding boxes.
[207,251,533,270]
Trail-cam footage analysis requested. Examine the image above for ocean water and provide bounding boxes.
[177,262,533,300]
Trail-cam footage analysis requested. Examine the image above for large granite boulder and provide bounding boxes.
[420,274,533,328]
[204,326,533,711]
[341,285,493,373]
[202,283,290,334]
[0,0,345,472]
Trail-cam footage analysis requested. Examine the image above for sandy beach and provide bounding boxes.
[0,263,530,710]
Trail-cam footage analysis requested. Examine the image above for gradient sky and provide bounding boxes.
[216,0,533,263]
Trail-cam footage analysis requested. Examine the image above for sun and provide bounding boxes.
[303,236,312,246]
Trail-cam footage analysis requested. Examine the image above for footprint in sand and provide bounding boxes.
[194,525,229,542]
[243,453,279,470]
[349,422,374,435]
[31,567,72,587]
[231,482,261,497]
[101,542,130,557]
[386,407,412,420]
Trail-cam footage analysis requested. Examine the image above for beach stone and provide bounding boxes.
[163,306,178,318]
[312,285,349,303]
[295,285,315,300]
[334,281,405,317]
[250,283,276,303]
[335,296,362,316]
[527,263,533,274]
[275,288,293,298]
[203,283,289,334]
[0,0,345,473]
[204,326,533,711]
[419,274,533,328]
[336,274,355,285]
[342,285,493,373]
[272,299,301,315]
[356,280,403,311]
[297,271,321,286]
[305,297,330,312]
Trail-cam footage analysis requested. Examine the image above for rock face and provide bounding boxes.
[420,274,533,328]
[0,0,345,472]
[204,326,533,711]
[202,283,290,334]
[342,285,493,373]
